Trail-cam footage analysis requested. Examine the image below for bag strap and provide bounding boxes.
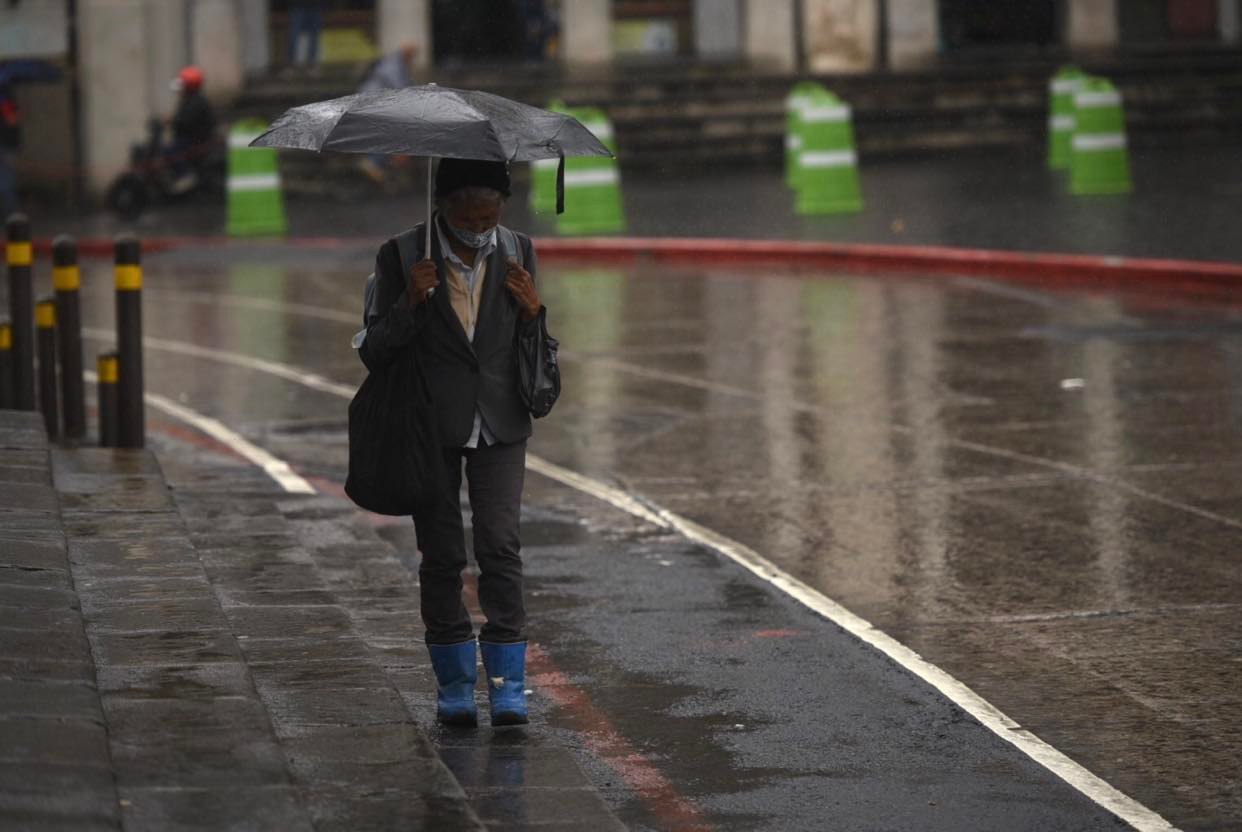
[394,227,421,275]
[497,226,523,270]
[355,227,426,350]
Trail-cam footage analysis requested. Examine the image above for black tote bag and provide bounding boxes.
[516,306,561,419]
[344,345,445,516]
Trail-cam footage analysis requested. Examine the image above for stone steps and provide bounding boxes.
[231,50,1242,174]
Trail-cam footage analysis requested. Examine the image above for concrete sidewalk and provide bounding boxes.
[0,410,622,831]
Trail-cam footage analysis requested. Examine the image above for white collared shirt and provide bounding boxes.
[435,218,498,449]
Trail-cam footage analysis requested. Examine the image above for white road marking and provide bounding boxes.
[85,324,1178,831]
[83,328,357,399]
[580,493,1177,832]
[83,370,316,494]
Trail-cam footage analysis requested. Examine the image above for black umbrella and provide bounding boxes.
[250,84,613,250]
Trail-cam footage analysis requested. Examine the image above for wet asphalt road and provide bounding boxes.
[37,240,1240,831]
[60,144,1242,263]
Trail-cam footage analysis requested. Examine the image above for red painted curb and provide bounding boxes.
[30,235,1242,289]
[32,238,181,258]
[532,237,1242,287]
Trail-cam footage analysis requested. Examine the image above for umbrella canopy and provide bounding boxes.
[249,85,613,214]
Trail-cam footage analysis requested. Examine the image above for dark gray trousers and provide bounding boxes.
[414,438,527,645]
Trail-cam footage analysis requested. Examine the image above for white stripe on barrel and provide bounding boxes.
[229,133,265,149]
[228,173,281,191]
[1072,134,1126,152]
[1051,79,1081,95]
[801,106,851,124]
[1049,115,1076,131]
[564,169,620,187]
[799,150,857,169]
[582,122,614,142]
[1075,91,1122,109]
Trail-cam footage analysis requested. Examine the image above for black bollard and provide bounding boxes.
[53,235,86,439]
[97,352,119,448]
[6,214,35,410]
[0,320,12,410]
[35,297,59,439]
[114,235,144,448]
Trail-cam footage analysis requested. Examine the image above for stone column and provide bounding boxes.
[144,0,188,123]
[743,0,795,71]
[238,0,270,77]
[695,0,743,59]
[79,0,152,195]
[562,0,613,67]
[1067,0,1119,50]
[0,1,73,193]
[190,0,245,102]
[376,0,432,69]
[1221,0,1240,44]
[886,0,938,69]
[804,0,877,73]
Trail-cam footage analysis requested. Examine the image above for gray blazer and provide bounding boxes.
[359,217,540,448]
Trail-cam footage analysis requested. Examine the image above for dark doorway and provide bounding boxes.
[432,0,558,65]
[939,0,1061,51]
[1169,0,1220,39]
[1121,0,1220,44]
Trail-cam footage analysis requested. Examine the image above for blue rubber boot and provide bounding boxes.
[480,641,529,726]
[427,640,478,726]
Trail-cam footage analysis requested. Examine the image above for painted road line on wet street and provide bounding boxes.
[83,368,316,493]
[80,325,1178,831]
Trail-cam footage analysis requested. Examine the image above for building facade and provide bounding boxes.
[1,0,1239,198]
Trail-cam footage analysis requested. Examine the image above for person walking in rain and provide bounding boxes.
[356,43,418,185]
[359,158,543,727]
[286,0,328,76]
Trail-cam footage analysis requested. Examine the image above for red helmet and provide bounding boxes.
[177,66,204,92]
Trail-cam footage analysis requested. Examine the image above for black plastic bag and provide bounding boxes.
[345,346,445,516]
[516,307,561,419]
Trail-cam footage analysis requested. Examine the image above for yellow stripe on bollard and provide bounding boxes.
[97,353,119,384]
[53,265,81,291]
[35,301,56,329]
[6,242,31,266]
[115,265,143,290]
[0,323,10,350]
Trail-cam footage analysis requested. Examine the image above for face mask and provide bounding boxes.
[446,221,495,250]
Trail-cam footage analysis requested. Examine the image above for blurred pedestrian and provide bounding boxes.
[356,42,419,185]
[0,80,20,213]
[517,0,556,61]
[359,158,544,728]
[287,0,328,76]
[166,66,217,194]
[358,41,417,93]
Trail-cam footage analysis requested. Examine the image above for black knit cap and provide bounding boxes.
[434,158,511,199]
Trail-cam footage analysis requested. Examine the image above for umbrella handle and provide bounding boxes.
[425,156,435,298]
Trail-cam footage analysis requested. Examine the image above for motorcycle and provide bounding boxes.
[105,118,226,219]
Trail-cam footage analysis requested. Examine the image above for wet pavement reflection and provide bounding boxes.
[59,247,1242,829]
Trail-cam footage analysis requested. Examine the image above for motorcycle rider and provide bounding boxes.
[167,66,217,194]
